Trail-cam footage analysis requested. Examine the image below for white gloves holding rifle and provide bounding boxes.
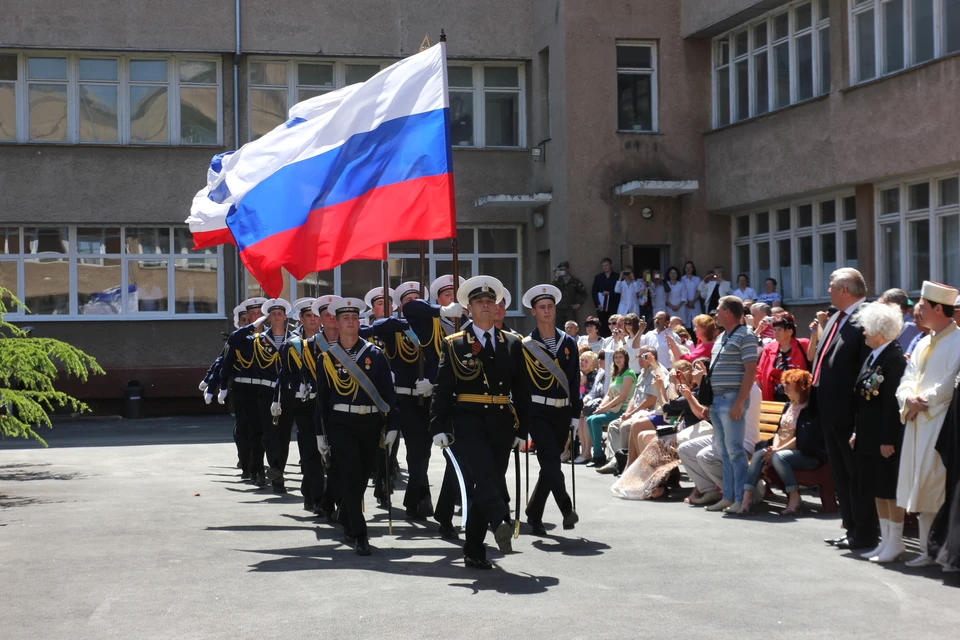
[415,379,434,396]
[270,402,282,418]
[316,436,331,466]
[384,430,398,453]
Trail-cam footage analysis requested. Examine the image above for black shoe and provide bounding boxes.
[327,509,339,525]
[253,473,266,488]
[240,471,251,480]
[464,555,493,570]
[272,482,286,494]
[418,498,435,519]
[304,501,315,512]
[405,506,424,520]
[265,467,282,482]
[312,504,326,518]
[344,531,357,545]
[355,537,372,556]
[824,535,847,546]
[585,456,607,468]
[562,511,579,531]
[438,522,460,540]
[837,537,877,551]
[494,522,513,553]
[527,520,547,536]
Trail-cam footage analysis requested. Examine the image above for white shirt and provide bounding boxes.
[649,283,667,315]
[731,287,757,301]
[837,298,867,332]
[471,324,496,347]
[641,328,680,367]
[614,279,644,316]
[866,340,892,368]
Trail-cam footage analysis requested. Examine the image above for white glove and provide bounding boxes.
[440,302,464,318]
[391,371,396,383]
[316,435,331,466]
[199,380,209,392]
[513,437,525,450]
[298,382,308,399]
[433,433,451,448]
[203,392,213,404]
[270,401,282,417]
[217,389,228,404]
[384,430,398,453]
[253,315,268,327]
[415,378,434,396]
[570,418,579,429]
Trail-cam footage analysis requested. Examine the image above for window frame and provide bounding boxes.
[242,226,525,316]
[850,0,957,85]
[614,41,659,133]
[873,168,960,296]
[0,225,224,321]
[2,50,222,146]
[247,57,527,149]
[712,0,830,128]
[732,191,857,304]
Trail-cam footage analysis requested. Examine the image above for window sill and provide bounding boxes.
[705,94,829,135]
[615,130,663,136]
[6,314,226,322]
[842,50,960,95]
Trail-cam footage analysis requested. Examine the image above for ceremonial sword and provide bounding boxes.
[443,444,469,531]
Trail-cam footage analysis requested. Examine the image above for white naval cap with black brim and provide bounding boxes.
[243,296,267,311]
[329,297,367,317]
[430,275,467,301]
[457,276,504,308]
[260,298,292,316]
[522,284,562,309]
[310,295,342,316]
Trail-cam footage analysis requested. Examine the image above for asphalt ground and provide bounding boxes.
[2,416,958,639]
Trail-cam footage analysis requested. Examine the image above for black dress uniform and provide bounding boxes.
[226,323,270,485]
[362,316,435,518]
[403,298,469,535]
[315,338,399,549]
[303,327,342,519]
[431,321,532,563]
[277,329,325,509]
[522,326,582,532]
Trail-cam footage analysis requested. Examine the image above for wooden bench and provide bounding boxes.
[757,400,838,513]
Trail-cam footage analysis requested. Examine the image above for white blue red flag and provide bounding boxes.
[186,43,456,297]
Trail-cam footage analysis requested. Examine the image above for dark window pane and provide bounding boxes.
[618,73,652,130]
[844,229,859,268]
[908,182,930,210]
[755,23,768,47]
[777,208,791,231]
[0,227,20,254]
[843,195,857,221]
[881,222,901,289]
[795,3,813,31]
[778,238,793,300]
[616,45,652,69]
[24,227,69,254]
[819,27,831,94]
[798,204,813,228]
[484,91,519,145]
[913,0,935,63]
[478,228,518,253]
[774,42,790,108]
[774,13,790,40]
[0,54,17,81]
[735,60,749,121]
[448,66,474,87]
[947,0,960,54]
[856,9,877,82]
[881,187,900,215]
[716,69,730,126]
[734,31,749,57]
[755,212,769,235]
[345,64,380,84]
[28,57,66,79]
[130,60,168,82]
[483,66,519,88]
[78,227,122,254]
[479,258,519,309]
[820,200,836,225]
[884,0,905,74]
[754,52,769,114]
[797,34,813,100]
[433,229,475,254]
[297,63,333,87]
[736,215,750,238]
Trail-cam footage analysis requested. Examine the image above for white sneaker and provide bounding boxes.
[723,502,742,514]
[573,455,589,464]
[705,499,734,512]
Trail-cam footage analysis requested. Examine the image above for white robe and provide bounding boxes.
[895,322,960,513]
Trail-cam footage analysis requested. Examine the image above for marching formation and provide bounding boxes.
[198,275,579,568]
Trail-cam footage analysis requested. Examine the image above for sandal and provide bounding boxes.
[779,503,804,517]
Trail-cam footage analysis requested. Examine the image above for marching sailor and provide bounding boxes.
[277,297,326,512]
[520,284,581,535]
[494,288,520,336]
[362,282,437,519]
[225,297,267,486]
[314,297,399,556]
[431,276,533,569]
[403,275,467,538]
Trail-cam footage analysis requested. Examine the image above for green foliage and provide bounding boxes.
[0,287,104,445]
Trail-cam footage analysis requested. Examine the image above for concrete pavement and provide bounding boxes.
[1,416,958,639]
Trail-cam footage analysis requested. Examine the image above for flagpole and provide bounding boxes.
[438,29,461,333]
[381,245,392,536]
[418,240,427,406]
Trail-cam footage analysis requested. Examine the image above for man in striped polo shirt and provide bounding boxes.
[704,296,759,514]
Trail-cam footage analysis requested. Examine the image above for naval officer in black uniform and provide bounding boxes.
[431,276,532,569]
[314,297,399,556]
[520,284,581,535]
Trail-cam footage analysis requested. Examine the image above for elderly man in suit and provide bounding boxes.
[812,268,872,550]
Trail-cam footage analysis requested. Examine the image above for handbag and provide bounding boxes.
[698,325,743,407]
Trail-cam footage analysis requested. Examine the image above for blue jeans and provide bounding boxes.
[746,448,820,494]
[586,411,621,459]
[711,390,750,503]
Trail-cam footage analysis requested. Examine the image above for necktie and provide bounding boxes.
[482,331,495,358]
[812,311,846,385]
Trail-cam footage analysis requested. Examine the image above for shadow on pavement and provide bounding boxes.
[0,463,84,482]
[0,417,236,449]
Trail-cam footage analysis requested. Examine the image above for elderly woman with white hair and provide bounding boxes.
[850,301,908,563]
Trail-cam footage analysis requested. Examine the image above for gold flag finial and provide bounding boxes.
[419,35,431,52]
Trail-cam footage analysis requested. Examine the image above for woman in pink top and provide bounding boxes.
[667,314,716,364]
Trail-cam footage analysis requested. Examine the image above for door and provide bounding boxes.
[630,245,669,276]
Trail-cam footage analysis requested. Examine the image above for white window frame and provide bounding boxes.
[873,168,960,296]
[247,57,526,149]
[242,226,525,315]
[732,191,857,304]
[850,0,959,85]
[0,225,224,320]
[712,0,830,128]
[1,51,222,145]
[615,41,658,133]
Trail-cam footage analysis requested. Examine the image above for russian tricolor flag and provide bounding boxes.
[186,43,456,297]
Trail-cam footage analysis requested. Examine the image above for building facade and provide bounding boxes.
[1,0,957,413]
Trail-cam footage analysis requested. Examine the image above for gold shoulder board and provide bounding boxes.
[444,331,466,342]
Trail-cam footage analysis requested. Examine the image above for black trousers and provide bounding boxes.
[233,384,264,475]
[232,417,247,474]
[258,387,295,479]
[454,415,515,560]
[597,310,613,338]
[435,441,510,527]
[397,396,433,510]
[526,407,573,523]
[294,401,324,506]
[326,413,383,539]
[823,421,876,541]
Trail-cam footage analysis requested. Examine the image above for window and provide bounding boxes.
[616,43,657,132]
[250,58,526,148]
[733,193,857,303]
[0,226,223,319]
[851,0,960,84]
[242,227,523,314]
[712,1,830,127]
[875,169,960,294]
[0,51,221,145]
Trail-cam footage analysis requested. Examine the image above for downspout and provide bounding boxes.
[233,0,242,308]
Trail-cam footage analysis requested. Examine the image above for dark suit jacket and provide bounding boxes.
[430,322,533,439]
[592,272,621,313]
[853,341,908,452]
[811,302,870,435]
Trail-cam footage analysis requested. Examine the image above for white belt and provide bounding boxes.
[395,386,432,397]
[332,403,378,415]
[234,377,277,388]
[531,395,570,408]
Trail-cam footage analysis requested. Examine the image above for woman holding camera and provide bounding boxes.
[615,266,645,317]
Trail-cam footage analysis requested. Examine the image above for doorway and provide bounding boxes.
[622,245,669,276]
